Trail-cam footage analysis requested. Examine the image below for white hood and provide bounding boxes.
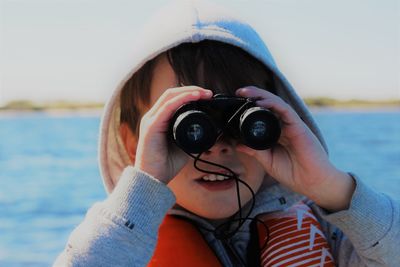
[98,0,327,194]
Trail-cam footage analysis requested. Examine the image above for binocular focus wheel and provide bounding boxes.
[173,110,218,154]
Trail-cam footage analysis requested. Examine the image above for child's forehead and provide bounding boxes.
[149,55,179,106]
[147,41,274,107]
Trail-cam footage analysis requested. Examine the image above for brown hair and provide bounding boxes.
[120,40,275,136]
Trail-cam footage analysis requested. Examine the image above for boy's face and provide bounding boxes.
[147,55,266,219]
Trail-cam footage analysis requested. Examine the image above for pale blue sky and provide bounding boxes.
[1,0,399,105]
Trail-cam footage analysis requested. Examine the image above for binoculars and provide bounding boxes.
[169,95,281,154]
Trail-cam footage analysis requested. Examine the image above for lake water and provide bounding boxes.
[0,109,399,266]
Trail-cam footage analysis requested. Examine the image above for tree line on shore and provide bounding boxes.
[1,98,399,111]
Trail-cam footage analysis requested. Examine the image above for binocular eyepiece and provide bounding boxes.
[169,95,281,154]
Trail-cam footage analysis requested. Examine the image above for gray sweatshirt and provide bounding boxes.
[54,1,400,266]
[54,167,399,266]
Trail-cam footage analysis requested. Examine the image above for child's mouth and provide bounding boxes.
[196,173,236,191]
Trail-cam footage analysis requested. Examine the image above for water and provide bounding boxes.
[0,109,399,266]
[314,109,400,197]
[0,112,105,267]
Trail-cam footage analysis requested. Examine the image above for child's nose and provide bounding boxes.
[203,139,235,156]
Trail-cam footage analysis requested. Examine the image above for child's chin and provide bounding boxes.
[196,208,239,220]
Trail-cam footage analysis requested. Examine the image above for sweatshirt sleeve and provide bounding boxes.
[53,166,176,267]
[312,174,400,267]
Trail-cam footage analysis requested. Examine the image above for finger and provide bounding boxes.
[148,86,212,116]
[236,86,275,99]
[150,90,213,131]
[236,86,301,126]
[255,98,300,126]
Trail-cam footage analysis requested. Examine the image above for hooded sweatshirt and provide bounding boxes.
[54,1,400,266]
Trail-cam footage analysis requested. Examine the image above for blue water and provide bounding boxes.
[0,109,399,266]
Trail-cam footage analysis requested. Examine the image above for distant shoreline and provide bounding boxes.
[303,98,400,108]
[0,109,103,118]
[1,106,399,119]
[309,106,400,114]
[0,100,104,111]
[0,98,399,113]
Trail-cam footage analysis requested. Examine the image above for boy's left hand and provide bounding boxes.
[236,86,355,212]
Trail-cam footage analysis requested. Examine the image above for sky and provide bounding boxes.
[0,0,399,105]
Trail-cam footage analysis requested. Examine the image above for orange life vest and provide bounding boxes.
[148,215,222,267]
[148,202,335,267]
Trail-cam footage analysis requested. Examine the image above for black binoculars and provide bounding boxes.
[169,95,281,154]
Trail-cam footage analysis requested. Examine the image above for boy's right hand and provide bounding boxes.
[134,86,213,184]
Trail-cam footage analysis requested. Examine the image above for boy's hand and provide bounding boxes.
[236,86,355,212]
[134,86,213,184]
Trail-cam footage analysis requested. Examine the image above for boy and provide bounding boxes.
[54,1,399,266]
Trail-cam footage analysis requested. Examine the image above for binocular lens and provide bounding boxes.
[173,110,218,154]
[250,121,267,137]
[186,124,204,141]
[240,107,281,150]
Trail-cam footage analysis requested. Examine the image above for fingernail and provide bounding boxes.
[204,90,213,96]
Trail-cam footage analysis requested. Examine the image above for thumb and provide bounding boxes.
[236,144,273,174]
[236,144,256,156]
